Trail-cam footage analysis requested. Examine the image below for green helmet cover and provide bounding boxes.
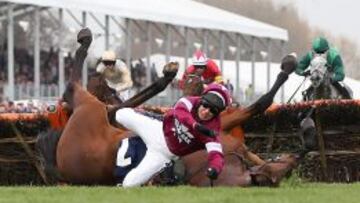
[312,37,329,53]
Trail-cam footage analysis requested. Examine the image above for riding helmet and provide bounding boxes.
[102,50,116,61]
[201,84,231,113]
[192,50,208,66]
[312,37,329,54]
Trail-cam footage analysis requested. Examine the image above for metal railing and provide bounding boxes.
[1,83,260,106]
[2,83,59,101]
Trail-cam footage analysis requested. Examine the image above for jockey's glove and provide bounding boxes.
[206,167,218,180]
[303,70,311,77]
[194,123,216,137]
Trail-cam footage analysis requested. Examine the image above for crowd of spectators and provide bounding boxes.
[0,48,159,90]
[0,46,75,109]
[0,100,47,113]
[130,59,159,91]
[0,47,75,86]
[0,47,251,112]
[0,48,161,111]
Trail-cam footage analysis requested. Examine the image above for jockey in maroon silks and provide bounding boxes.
[115,83,231,187]
[179,50,223,89]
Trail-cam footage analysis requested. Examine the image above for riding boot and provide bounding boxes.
[332,81,351,99]
[158,161,179,186]
[341,87,352,99]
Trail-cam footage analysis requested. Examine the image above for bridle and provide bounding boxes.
[249,156,294,186]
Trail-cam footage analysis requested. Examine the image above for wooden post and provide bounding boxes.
[314,108,328,181]
[266,121,277,154]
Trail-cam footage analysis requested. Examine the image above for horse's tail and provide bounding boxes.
[35,129,62,184]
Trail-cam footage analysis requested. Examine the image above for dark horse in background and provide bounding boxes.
[37,28,301,186]
[86,71,123,106]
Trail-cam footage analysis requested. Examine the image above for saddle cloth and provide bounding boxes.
[114,136,184,186]
[114,136,147,184]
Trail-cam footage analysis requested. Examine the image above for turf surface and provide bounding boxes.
[0,183,359,203]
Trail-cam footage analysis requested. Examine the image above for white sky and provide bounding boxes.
[272,0,360,46]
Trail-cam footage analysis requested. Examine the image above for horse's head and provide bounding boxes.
[181,151,250,187]
[183,74,204,96]
[87,72,122,105]
[302,54,343,100]
[250,153,298,187]
[87,72,107,95]
[309,55,328,88]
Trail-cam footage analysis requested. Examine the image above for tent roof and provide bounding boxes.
[3,0,288,41]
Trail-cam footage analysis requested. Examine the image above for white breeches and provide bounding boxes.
[115,108,176,187]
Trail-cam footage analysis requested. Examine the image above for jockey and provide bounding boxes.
[96,50,133,100]
[295,36,351,98]
[179,50,223,89]
[115,83,231,187]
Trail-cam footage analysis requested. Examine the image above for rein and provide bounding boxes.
[287,76,308,103]
[249,156,294,186]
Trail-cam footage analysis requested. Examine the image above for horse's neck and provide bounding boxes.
[184,151,250,187]
[183,75,203,96]
[314,79,332,99]
[73,83,99,108]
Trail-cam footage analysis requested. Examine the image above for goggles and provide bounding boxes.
[194,65,206,69]
[200,99,219,115]
[102,60,116,66]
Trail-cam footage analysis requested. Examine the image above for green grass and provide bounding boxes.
[0,183,359,203]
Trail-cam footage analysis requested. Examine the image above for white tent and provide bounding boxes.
[3,0,288,40]
[1,0,289,101]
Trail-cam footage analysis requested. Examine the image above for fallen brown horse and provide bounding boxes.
[181,151,298,187]
[38,28,300,186]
